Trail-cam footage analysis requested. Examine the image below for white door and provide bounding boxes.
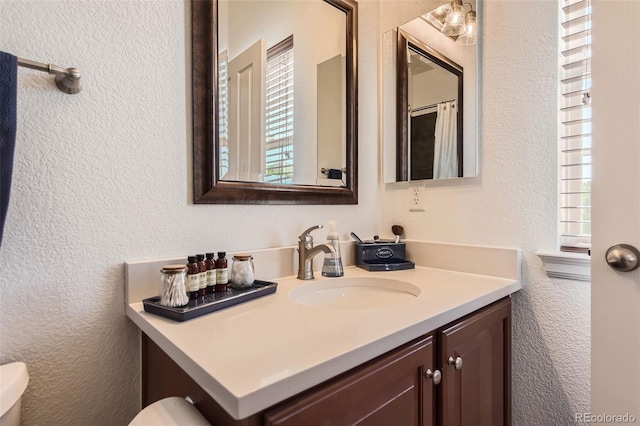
[228,39,266,182]
[591,0,640,419]
[316,54,345,186]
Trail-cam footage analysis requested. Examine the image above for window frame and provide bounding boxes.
[539,0,592,281]
[558,0,592,254]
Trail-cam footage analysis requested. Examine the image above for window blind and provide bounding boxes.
[265,36,294,184]
[559,0,591,253]
[218,50,229,178]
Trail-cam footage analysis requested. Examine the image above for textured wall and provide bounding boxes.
[0,1,381,424]
[380,1,591,425]
[0,0,590,425]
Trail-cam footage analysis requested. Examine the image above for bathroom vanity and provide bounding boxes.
[141,297,510,426]
[125,242,521,425]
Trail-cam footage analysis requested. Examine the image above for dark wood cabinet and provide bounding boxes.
[438,297,512,426]
[141,297,511,426]
[142,335,263,426]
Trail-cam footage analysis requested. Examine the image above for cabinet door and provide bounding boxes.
[264,334,437,426]
[439,298,511,426]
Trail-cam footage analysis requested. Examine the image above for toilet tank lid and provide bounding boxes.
[0,362,29,416]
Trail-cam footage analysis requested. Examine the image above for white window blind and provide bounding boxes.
[265,36,294,184]
[218,50,229,178]
[559,0,591,254]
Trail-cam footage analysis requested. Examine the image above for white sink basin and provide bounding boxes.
[289,277,420,310]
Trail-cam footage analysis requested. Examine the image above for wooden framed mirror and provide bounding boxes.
[381,6,478,184]
[192,0,358,204]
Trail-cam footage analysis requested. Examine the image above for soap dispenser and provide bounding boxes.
[322,220,344,277]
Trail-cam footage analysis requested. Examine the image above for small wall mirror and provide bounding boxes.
[193,0,358,204]
[382,2,478,183]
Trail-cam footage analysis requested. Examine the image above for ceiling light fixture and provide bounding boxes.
[456,9,477,45]
[421,0,478,46]
[442,0,466,36]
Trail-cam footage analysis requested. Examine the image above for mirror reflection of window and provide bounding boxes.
[218,38,295,184]
[218,50,229,179]
[265,36,294,184]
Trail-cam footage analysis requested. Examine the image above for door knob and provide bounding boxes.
[424,368,441,385]
[606,244,640,272]
[448,356,463,370]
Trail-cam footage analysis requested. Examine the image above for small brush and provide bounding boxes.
[391,225,404,243]
[350,232,363,243]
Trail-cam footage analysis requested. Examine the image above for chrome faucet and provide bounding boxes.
[298,225,335,280]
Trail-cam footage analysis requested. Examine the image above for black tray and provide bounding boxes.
[143,280,278,322]
[356,260,415,272]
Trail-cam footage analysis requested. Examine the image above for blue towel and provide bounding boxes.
[0,51,18,247]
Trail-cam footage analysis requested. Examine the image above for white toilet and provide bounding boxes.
[0,361,207,426]
[0,362,29,426]
[129,397,210,425]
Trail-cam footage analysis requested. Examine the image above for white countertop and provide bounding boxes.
[126,265,521,420]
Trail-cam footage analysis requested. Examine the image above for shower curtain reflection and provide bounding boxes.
[433,100,458,179]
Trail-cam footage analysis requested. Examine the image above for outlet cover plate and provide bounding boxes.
[409,184,425,212]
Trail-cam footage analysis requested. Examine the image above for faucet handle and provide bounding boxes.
[299,225,323,242]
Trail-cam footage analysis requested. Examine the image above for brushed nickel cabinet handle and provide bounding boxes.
[425,368,441,385]
[448,356,463,370]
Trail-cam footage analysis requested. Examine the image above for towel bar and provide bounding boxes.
[17,57,81,94]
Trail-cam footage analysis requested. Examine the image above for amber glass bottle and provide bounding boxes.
[215,251,228,292]
[196,254,207,297]
[205,252,216,294]
[186,256,200,300]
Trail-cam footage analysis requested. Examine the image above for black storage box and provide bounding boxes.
[355,241,415,272]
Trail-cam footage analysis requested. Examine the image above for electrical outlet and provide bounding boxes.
[409,184,425,212]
